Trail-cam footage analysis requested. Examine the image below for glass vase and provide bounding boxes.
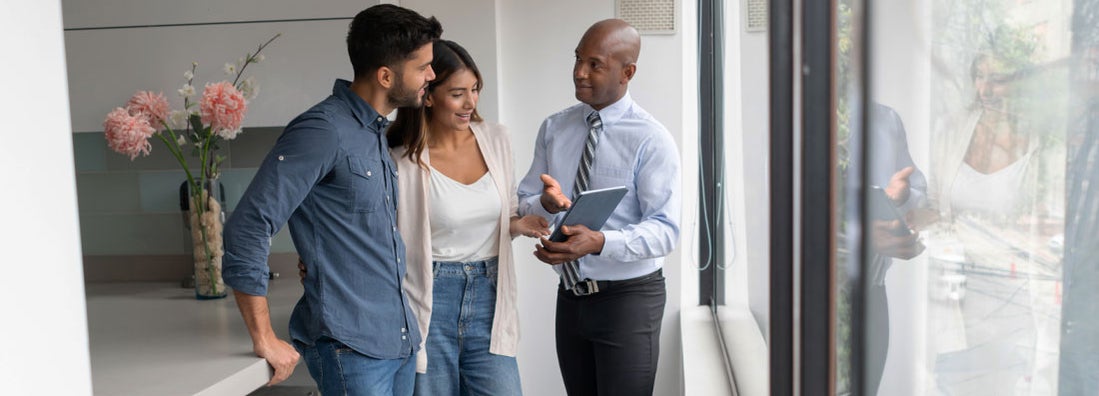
[189,180,227,300]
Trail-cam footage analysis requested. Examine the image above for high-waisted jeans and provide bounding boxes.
[414,257,522,396]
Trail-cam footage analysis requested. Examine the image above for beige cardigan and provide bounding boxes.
[391,121,521,373]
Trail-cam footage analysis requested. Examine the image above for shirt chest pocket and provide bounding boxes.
[348,155,384,213]
[592,165,634,187]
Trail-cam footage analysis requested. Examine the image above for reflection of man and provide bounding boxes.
[221,5,441,394]
[516,19,680,395]
[854,103,927,394]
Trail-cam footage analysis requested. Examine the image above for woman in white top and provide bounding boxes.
[928,53,1064,395]
[386,39,548,395]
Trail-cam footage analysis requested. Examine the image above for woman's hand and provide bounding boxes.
[511,215,551,239]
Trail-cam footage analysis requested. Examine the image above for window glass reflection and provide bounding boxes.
[849,0,1099,394]
[922,1,1069,393]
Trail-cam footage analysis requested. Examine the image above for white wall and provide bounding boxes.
[64,0,374,132]
[400,0,500,122]
[0,1,93,394]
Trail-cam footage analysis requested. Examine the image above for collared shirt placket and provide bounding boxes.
[374,116,415,353]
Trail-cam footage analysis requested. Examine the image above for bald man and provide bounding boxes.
[517,19,681,395]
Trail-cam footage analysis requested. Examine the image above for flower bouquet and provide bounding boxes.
[103,34,279,299]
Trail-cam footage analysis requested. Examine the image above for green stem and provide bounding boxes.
[156,128,220,296]
[154,130,197,190]
[197,205,216,295]
[198,129,213,213]
[232,33,281,87]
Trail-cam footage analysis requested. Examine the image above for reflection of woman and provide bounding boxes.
[388,40,548,395]
[932,54,1037,219]
[928,54,1061,395]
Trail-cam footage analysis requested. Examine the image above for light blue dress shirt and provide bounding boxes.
[518,92,681,281]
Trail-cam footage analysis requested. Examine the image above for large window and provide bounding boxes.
[702,0,1099,394]
[834,0,1099,394]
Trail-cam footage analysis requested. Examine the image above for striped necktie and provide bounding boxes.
[561,111,602,294]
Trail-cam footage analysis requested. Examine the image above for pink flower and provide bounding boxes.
[125,91,170,127]
[103,107,155,160]
[199,81,248,139]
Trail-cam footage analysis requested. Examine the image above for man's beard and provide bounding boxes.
[389,73,424,108]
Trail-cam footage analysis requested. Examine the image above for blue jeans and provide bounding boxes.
[296,337,416,396]
[414,258,523,396]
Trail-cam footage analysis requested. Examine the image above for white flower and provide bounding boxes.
[176,135,187,146]
[224,62,237,75]
[183,70,194,80]
[239,76,259,100]
[215,127,242,140]
[169,110,189,129]
[253,54,265,63]
[178,84,195,98]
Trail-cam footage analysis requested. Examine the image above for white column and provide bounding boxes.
[0,0,93,394]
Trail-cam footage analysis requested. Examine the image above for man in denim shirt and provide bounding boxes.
[222,5,441,394]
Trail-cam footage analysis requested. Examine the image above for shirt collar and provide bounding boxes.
[586,91,633,128]
[333,79,388,131]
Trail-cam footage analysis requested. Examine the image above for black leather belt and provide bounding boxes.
[568,269,663,296]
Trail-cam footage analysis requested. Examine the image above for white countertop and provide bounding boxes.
[86,278,304,396]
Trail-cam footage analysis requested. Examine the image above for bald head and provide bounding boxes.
[580,19,641,65]
[573,19,641,109]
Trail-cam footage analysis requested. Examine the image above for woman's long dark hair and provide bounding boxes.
[387,39,484,166]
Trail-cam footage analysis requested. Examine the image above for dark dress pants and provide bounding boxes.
[555,271,666,396]
[866,278,890,395]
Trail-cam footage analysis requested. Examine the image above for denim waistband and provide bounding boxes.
[432,257,499,277]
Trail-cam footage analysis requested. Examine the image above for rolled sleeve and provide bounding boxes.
[222,116,340,296]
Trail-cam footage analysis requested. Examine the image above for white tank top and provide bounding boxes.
[950,151,1032,217]
[427,166,502,262]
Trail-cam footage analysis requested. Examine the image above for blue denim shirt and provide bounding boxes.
[223,80,419,359]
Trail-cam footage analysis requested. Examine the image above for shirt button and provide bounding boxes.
[397,258,401,263]
[401,335,407,340]
[277,155,284,161]
[366,170,373,177]
[401,327,407,333]
[392,226,397,232]
[465,265,472,271]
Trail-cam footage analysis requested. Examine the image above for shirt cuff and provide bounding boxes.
[896,189,923,214]
[526,194,558,221]
[222,259,270,296]
[599,230,626,259]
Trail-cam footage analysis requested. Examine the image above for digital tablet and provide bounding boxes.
[548,186,629,242]
[869,185,913,236]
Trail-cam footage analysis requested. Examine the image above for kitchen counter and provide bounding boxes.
[86,278,303,396]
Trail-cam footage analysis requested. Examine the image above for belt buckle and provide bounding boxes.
[572,279,600,296]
